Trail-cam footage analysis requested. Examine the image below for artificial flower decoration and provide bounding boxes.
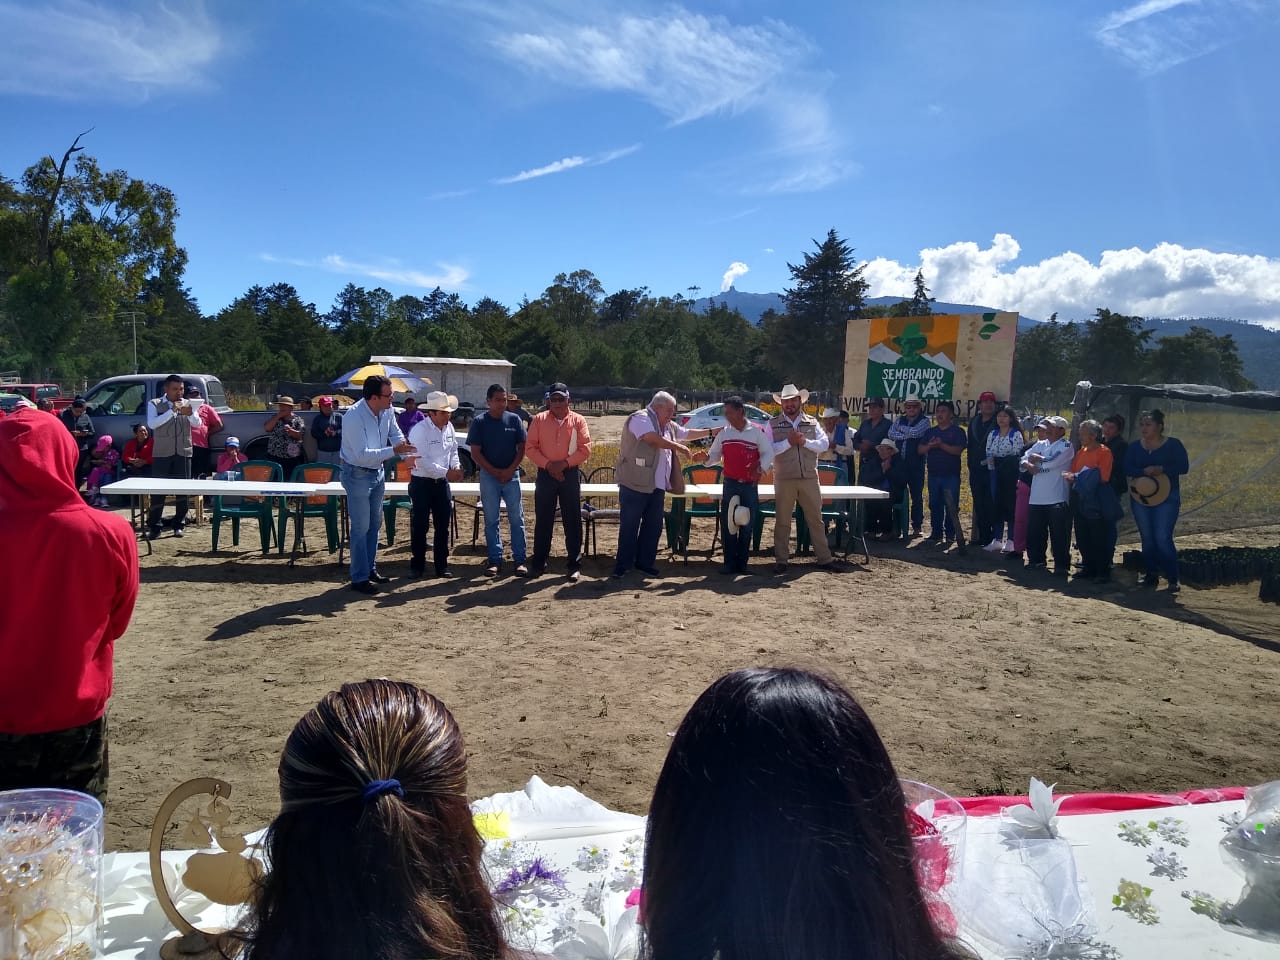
[552,890,639,960]
[1006,779,1064,839]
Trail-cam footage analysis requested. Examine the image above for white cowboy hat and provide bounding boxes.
[877,438,898,452]
[421,391,459,412]
[820,407,841,418]
[772,383,810,404]
[1129,473,1172,507]
[725,495,752,535]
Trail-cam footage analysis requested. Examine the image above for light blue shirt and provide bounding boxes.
[340,398,405,469]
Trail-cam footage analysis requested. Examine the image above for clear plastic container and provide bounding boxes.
[0,788,104,959]
[901,779,968,936]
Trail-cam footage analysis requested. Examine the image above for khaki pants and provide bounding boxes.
[772,476,833,564]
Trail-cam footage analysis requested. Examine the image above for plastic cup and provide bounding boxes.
[0,788,104,958]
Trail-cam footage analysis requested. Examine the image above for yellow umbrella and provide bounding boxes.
[333,363,432,396]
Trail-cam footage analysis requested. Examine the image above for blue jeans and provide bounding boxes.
[479,470,526,565]
[720,478,758,571]
[342,463,385,584]
[615,486,665,575]
[927,474,961,539]
[1131,496,1180,581]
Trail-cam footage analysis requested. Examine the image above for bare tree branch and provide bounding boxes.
[37,128,93,265]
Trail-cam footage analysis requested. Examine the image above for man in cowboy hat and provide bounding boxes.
[526,382,592,580]
[705,396,774,575]
[765,384,838,572]
[310,396,343,464]
[406,391,464,578]
[1020,415,1075,575]
[506,392,532,424]
[888,397,931,536]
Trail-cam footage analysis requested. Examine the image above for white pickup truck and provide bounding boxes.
[82,373,334,461]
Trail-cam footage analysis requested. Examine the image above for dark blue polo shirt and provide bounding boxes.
[466,411,526,470]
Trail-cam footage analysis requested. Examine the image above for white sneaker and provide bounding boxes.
[983,538,1004,552]
[1001,540,1017,553]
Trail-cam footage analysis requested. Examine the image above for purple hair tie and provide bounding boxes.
[362,778,404,804]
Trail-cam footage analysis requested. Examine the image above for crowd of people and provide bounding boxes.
[329,376,1190,594]
[11,372,1190,593]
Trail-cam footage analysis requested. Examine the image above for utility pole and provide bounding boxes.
[117,311,145,373]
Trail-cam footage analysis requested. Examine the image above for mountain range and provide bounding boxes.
[694,287,1280,390]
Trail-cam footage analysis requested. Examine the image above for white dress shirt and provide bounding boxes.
[407,417,460,478]
[145,399,202,431]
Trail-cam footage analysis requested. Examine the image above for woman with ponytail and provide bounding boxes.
[234,679,512,960]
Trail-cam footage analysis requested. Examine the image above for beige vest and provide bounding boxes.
[769,413,819,481]
[615,408,670,494]
[150,397,193,458]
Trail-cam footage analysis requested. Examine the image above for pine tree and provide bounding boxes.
[778,228,868,393]
[908,269,934,316]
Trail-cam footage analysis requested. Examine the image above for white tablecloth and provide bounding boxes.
[98,779,1274,959]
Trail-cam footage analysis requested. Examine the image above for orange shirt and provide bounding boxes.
[526,409,592,469]
[1071,444,1112,482]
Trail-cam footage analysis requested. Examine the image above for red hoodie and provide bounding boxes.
[0,409,139,734]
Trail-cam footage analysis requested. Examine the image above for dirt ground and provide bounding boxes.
[103,415,1280,850]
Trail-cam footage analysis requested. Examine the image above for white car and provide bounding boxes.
[677,402,771,431]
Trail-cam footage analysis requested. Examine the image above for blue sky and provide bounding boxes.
[3,0,1279,326]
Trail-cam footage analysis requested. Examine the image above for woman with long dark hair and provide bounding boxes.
[233,679,511,960]
[982,405,1025,552]
[1123,408,1190,592]
[641,668,969,960]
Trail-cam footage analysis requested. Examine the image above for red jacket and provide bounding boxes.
[0,409,139,734]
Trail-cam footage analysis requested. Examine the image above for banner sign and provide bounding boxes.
[843,312,1017,415]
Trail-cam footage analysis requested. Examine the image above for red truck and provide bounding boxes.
[0,382,74,411]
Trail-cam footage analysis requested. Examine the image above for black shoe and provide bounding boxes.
[1166,580,1181,593]
[567,569,581,583]
[1070,570,1093,581]
[173,526,185,539]
[638,566,661,577]
[350,580,379,595]
[147,527,162,541]
[1026,562,1047,570]
[527,564,547,578]
[409,567,426,579]
[1141,574,1160,588]
[368,569,391,584]
[436,568,454,579]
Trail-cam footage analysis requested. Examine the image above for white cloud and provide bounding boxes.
[1095,0,1272,74]
[494,142,639,184]
[447,3,848,194]
[862,234,1280,325]
[260,253,469,290]
[426,188,475,201]
[0,0,223,98]
[496,156,588,184]
[763,247,775,254]
[720,261,750,292]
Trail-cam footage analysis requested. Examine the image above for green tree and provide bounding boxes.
[1011,315,1081,409]
[542,269,604,329]
[1078,308,1152,384]
[908,269,934,316]
[1147,325,1253,390]
[778,228,868,393]
[0,135,185,380]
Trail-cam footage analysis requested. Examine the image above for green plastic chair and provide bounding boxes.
[678,463,723,561]
[752,467,784,552]
[289,462,340,554]
[797,463,849,554]
[382,456,413,546]
[211,460,283,553]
